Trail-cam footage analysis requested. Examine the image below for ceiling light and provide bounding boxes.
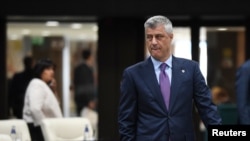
[46,21,59,26]
[217,28,227,31]
[71,23,82,29]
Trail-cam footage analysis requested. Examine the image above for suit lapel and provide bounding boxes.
[169,57,184,113]
[141,58,167,111]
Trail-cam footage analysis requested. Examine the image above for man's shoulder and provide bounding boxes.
[125,60,147,72]
[240,60,250,70]
[173,56,198,66]
[244,60,250,66]
[74,63,88,70]
[12,71,25,79]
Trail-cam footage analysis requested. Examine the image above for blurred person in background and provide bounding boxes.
[211,86,231,105]
[73,49,96,116]
[81,94,98,139]
[9,55,35,119]
[23,58,63,141]
[236,59,250,124]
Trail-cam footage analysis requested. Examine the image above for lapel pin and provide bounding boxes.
[182,69,185,73]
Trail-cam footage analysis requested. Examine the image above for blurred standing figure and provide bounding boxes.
[81,95,98,139]
[236,59,250,124]
[73,49,96,116]
[9,56,35,119]
[23,58,63,141]
[118,15,221,141]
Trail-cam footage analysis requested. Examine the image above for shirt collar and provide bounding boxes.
[151,55,172,70]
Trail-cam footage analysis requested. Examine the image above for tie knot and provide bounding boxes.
[160,63,167,71]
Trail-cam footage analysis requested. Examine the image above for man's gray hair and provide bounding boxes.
[144,15,173,34]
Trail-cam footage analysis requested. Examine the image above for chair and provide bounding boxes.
[203,103,238,141]
[40,117,94,141]
[0,134,12,141]
[0,119,31,141]
[217,103,238,124]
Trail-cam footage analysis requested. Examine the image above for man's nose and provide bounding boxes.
[152,37,157,44]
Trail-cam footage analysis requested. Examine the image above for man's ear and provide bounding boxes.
[169,33,173,40]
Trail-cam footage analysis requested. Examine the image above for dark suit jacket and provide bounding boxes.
[236,59,250,124]
[73,62,95,114]
[118,56,221,141]
[9,69,33,118]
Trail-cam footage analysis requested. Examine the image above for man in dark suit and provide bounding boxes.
[236,59,250,124]
[9,56,34,118]
[73,49,96,116]
[118,15,222,141]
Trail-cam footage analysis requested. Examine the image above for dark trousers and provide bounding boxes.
[27,123,44,141]
[74,94,90,116]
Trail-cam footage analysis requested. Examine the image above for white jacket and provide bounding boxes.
[23,78,63,126]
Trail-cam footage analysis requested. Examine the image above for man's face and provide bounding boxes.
[145,24,173,62]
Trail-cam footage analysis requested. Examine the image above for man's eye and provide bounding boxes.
[146,36,153,40]
[155,35,164,39]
